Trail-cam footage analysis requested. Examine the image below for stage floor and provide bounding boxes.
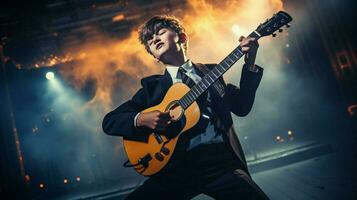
[62,140,356,200]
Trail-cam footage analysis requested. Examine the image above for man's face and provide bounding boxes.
[147,28,180,61]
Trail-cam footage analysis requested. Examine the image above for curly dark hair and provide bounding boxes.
[138,15,187,55]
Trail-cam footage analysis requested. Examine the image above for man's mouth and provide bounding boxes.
[156,42,164,50]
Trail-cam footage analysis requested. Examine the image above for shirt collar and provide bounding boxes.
[166,60,193,78]
[181,59,193,72]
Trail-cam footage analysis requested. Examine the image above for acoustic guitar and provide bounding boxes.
[123,11,292,176]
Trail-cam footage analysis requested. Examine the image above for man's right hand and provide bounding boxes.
[136,110,172,131]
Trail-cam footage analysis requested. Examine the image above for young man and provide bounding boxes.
[102,15,269,199]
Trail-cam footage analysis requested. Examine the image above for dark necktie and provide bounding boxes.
[177,67,195,88]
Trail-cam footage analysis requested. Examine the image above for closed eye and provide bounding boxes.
[147,35,153,44]
[148,38,153,45]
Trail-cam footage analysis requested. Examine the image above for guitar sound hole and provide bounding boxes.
[166,101,183,121]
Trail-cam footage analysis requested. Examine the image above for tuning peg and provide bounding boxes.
[278,29,283,32]
[286,24,291,28]
[272,33,277,37]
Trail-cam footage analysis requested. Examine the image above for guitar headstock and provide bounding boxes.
[256,11,292,37]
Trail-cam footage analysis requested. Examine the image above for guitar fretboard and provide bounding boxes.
[178,31,261,110]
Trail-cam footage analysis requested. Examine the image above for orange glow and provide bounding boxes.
[55,0,285,122]
[59,29,158,110]
[182,0,284,64]
[34,54,75,68]
[112,14,125,22]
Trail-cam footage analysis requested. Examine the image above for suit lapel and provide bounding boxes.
[159,69,173,96]
[146,69,172,106]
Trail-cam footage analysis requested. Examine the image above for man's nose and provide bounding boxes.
[153,34,161,44]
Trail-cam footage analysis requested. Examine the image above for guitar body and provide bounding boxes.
[123,82,200,176]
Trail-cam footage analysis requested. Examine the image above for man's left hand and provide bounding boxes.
[239,36,259,72]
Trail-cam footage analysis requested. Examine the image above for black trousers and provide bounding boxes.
[125,142,269,200]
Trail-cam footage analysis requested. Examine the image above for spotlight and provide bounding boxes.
[288,130,294,141]
[64,179,68,184]
[76,176,81,182]
[276,135,284,142]
[39,183,45,188]
[288,130,293,136]
[231,24,241,36]
[46,72,55,80]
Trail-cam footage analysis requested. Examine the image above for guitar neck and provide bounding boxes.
[179,31,262,110]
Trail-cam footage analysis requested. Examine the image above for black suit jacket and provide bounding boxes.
[102,63,263,172]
